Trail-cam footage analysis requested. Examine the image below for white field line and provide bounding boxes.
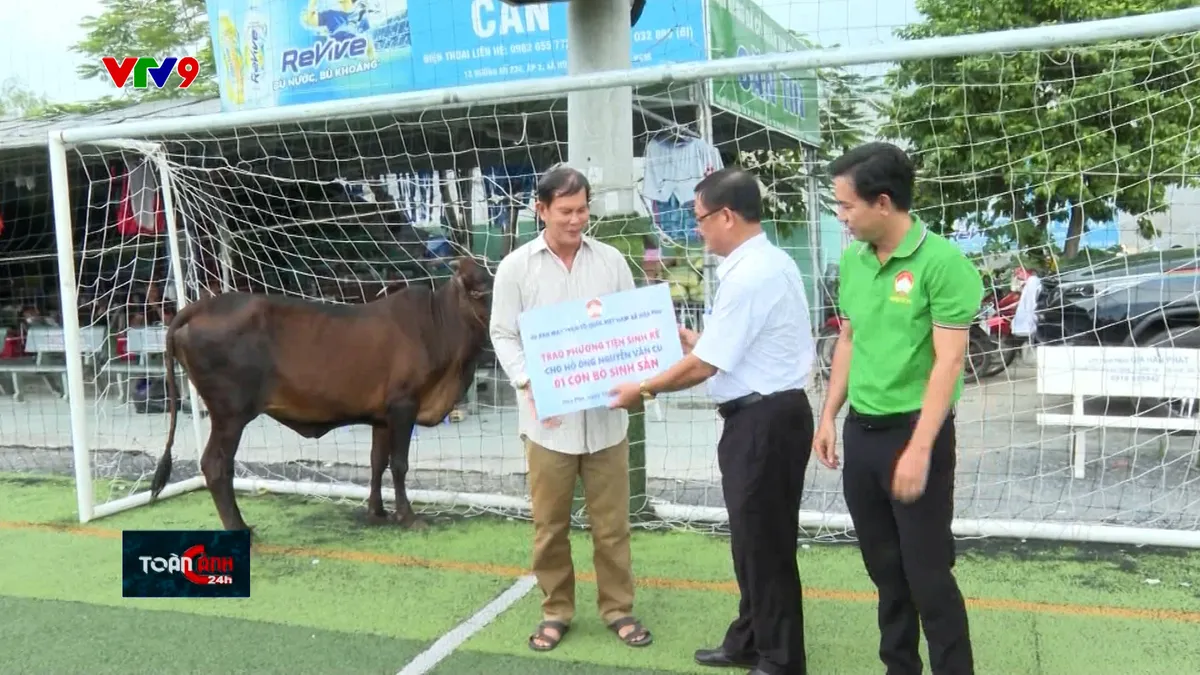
[395,574,538,675]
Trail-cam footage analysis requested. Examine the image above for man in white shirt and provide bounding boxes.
[489,164,653,653]
[610,167,815,675]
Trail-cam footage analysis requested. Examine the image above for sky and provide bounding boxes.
[0,0,921,105]
[0,0,114,103]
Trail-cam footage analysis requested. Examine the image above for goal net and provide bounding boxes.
[28,11,1200,545]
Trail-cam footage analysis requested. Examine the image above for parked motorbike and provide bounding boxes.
[974,269,1032,378]
[966,312,995,383]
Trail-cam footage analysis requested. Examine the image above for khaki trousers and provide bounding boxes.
[525,438,635,625]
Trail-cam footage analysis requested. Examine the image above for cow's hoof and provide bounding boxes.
[449,409,465,423]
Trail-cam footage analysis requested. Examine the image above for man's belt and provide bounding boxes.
[716,388,804,419]
[847,406,956,430]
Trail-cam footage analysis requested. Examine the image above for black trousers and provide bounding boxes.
[842,407,974,675]
[717,389,813,675]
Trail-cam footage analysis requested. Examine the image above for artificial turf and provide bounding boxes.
[0,474,1197,674]
[0,595,429,675]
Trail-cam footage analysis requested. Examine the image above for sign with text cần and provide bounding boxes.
[204,0,707,112]
[518,283,683,419]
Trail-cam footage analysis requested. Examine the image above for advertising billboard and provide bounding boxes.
[207,0,708,111]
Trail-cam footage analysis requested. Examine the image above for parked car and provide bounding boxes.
[1035,246,1200,419]
[1035,247,1200,349]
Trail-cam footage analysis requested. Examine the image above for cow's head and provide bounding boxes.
[448,255,492,325]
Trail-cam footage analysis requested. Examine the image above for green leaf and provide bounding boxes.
[884,0,1200,257]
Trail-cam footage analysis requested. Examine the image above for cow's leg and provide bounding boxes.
[365,424,392,525]
[201,415,252,534]
[387,403,423,528]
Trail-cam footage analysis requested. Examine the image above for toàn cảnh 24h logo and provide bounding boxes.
[101,56,201,90]
[122,529,250,598]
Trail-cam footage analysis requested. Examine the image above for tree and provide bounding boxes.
[0,79,51,118]
[0,78,131,119]
[0,0,214,120]
[72,0,216,102]
[740,37,886,234]
[881,0,1200,259]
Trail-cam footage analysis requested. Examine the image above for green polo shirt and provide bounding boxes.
[837,217,984,416]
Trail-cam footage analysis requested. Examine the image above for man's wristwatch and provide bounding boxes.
[639,381,655,400]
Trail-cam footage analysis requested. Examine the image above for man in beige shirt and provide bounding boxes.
[489,164,652,653]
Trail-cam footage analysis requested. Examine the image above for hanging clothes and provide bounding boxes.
[1011,274,1042,338]
[384,171,441,225]
[641,136,723,244]
[115,156,165,237]
[642,135,722,202]
[483,165,535,232]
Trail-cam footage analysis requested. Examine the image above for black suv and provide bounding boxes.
[1035,247,1200,348]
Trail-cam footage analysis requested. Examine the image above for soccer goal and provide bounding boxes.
[39,7,1200,549]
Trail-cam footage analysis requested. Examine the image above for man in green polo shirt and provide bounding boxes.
[813,142,981,675]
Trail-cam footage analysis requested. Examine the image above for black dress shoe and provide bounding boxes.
[694,647,756,668]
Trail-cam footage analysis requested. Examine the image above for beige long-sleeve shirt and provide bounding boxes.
[489,232,636,455]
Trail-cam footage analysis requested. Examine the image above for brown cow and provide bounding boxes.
[147,256,491,534]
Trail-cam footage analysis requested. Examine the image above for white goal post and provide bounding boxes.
[43,7,1200,549]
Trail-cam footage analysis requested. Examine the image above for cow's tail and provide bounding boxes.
[149,301,201,503]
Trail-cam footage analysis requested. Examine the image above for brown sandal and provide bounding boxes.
[528,620,569,652]
[608,616,653,647]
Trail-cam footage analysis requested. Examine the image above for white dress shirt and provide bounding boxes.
[489,232,637,454]
[691,232,814,404]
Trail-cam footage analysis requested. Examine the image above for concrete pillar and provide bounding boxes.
[566,0,635,217]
